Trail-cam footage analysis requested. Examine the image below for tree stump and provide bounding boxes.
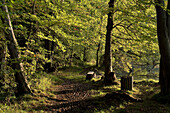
[121,76,133,90]
[86,71,96,80]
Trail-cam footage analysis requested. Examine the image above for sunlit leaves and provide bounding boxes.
[0,0,160,74]
[109,0,159,74]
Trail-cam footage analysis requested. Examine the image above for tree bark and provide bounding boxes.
[83,47,87,62]
[156,0,170,95]
[96,43,100,67]
[96,15,103,68]
[0,40,6,71]
[0,41,6,87]
[104,0,116,83]
[69,39,74,66]
[44,39,51,72]
[44,40,55,72]
[1,0,32,96]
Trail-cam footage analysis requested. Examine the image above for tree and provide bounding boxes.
[103,0,159,84]
[111,0,158,75]
[1,0,32,96]
[104,0,117,84]
[155,0,170,95]
[0,36,6,87]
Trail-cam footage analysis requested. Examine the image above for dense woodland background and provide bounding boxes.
[0,0,170,112]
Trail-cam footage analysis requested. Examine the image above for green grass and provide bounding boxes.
[91,89,107,98]
[48,74,64,84]
[35,76,52,91]
[63,75,85,81]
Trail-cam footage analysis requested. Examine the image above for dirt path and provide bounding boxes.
[31,77,170,113]
[33,77,98,113]
[51,78,95,112]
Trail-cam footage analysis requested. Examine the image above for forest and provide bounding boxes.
[0,0,170,112]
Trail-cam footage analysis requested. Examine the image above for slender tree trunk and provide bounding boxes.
[44,40,55,72]
[104,0,117,83]
[0,40,6,71]
[0,42,6,87]
[69,39,74,66]
[156,0,170,95]
[96,43,100,67]
[83,47,87,62]
[44,39,51,72]
[1,0,32,96]
[0,47,6,71]
[96,15,103,68]
[50,41,54,67]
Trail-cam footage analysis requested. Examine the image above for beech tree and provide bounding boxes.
[104,0,117,84]
[1,0,32,96]
[155,0,170,95]
[111,0,158,76]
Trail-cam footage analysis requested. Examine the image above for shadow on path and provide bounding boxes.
[31,77,142,113]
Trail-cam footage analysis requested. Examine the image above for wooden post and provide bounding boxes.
[121,76,133,90]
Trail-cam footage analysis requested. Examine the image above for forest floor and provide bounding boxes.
[0,67,170,113]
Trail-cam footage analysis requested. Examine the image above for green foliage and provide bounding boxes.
[1,0,160,76]
[0,1,162,111]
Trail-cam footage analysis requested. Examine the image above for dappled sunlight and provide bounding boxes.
[1,0,170,112]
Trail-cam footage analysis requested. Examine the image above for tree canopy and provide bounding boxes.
[1,1,169,112]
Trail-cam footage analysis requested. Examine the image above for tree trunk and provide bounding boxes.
[83,47,87,62]
[96,43,100,67]
[1,0,32,96]
[0,40,6,71]
[44,40,55,72]
[44,39,52,72]
[69,39,74,66]
[0,42,6,87]
[96,15,103,68]
[104,0,116,84]
[50,41,54,69]
[156,0,170,95]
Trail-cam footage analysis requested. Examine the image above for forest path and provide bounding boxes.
[49,77,96,112]
[31,74,170,113]
[33,75,100,113]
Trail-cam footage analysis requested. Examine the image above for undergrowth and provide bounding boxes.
[0,71,63,113]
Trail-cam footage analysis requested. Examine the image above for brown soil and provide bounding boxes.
[32,77,100,113]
